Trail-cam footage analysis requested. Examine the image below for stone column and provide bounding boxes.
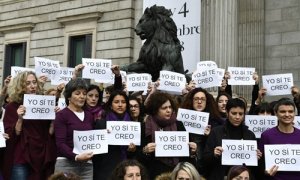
[201,0,238,68]
[201,0,264,100]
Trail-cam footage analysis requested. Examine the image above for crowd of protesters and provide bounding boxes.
[0,63,299,180]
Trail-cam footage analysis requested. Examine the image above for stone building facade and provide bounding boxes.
[0,0,299,100]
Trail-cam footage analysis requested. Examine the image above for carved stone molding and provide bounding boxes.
[56,12,103,26]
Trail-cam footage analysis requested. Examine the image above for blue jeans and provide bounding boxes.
[11,164,29,180]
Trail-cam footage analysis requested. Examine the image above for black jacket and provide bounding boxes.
[203,121,257,180]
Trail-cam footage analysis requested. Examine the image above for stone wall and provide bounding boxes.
[0,0,136,84]
[265,0,300,89]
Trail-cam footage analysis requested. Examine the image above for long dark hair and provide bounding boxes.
[129,96,145,122]
[181,88,221,119]
[86,84,103,106]
[101,90,130,118]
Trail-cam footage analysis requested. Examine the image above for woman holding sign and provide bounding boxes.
[54,78,94,180]
[3,71,56,180]
[203,98,262,180]
[93,90,136,180]
[181,88,223,175]
[140,92,197,179]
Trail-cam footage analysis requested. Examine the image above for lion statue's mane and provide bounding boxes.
[123,5,185,81]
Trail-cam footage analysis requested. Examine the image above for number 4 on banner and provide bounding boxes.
[179,2,189,17]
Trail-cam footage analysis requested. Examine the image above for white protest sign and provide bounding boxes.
[176,108,209,135]
[262,74,294,96]
[264,144,300,171]
[216,68,225,86]
[245,115,278,138]
[155,131,189,157]
[228,67,255,85]
[73,130,108,155]
[143,0,200,73]
[126,73,152,92]
[58,98,67,110]
[197,61,218,70]
[23,94,56,120]
[222,139,258,166]
[157,70,186,95]
[294,116,300,130]
[34,57,60,81]
[101,70,127,84]
[11,66,35,78]
[51,67,74,85]
[82,58,112,82]
[0,121,6,148]
[192,67,220,88]
[106,121,141,146]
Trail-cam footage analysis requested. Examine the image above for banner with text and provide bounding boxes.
[157,70,186,95]
[216,68,225,86]
[177,108,209,135]
[245,115,278,138]
[155,131,189,157]
[106,121,141,146]
[192,67,220,88]
[34,57,60,81]
[127,73,152,92]
[102,70,127,84]
[197,61,218,70]
[82,58,112,83]
[262,74,294,96]
[143,0,200,72]
[11,66,35,78]
[58,98,67,110]
[73,130,108,155]
[222,139,258,166]
[228,67,255,85]
[23,94,56,120]
[51,67,74,85]
[264,144,300,171]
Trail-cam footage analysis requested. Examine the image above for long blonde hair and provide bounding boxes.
[8,71,44,103]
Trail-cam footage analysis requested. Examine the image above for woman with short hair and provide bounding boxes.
[54,78,94,180]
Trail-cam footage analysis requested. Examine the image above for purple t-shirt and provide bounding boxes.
[259,126,300,180]
[54,107,94,160]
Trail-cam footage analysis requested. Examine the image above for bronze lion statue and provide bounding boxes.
[123,5,185,81]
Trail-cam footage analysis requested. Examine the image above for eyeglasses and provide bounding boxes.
[130,105,140,109]
[193,97,206,102]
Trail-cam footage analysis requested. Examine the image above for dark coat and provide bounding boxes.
[138,121,196,180]
[203,122,256,180]
[3,102,56,180]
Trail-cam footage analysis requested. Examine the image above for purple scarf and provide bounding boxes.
[85,105,103,120]
[105,111,131,122]
[145,113,179,166]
